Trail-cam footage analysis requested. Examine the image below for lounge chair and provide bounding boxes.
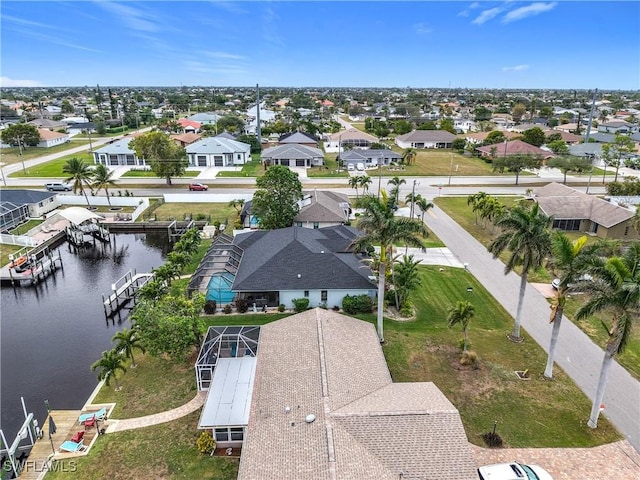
[60,440,86,453]
[78,407,107,423]
[71,431,84,443]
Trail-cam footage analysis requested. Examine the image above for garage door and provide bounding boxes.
[214,156,223,166]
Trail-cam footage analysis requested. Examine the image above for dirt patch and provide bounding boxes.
[384,306,416,322]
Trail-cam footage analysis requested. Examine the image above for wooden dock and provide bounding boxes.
[102,270,154,317]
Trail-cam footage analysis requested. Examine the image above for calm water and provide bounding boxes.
[1,232,170,441]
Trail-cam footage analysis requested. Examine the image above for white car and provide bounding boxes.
[356,162,365,171]
[347,164,355,171]
[478,462,553,480]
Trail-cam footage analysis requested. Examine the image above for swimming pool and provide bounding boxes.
[206,272,236,303]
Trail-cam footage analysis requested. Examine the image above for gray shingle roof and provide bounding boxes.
[186,137,250,154]
[261,144,324,160]
[340,149,402,161]
[396,130,457,143]
[0,189,56,206]
[237,309,476,480]
[295,191,350,224]
[279,131,318,144]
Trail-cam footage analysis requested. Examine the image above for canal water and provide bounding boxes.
[1,232,170,442]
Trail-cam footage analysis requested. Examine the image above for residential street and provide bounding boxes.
[423,203,640,452]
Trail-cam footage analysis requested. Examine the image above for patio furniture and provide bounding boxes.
[60,440,86,453]
[83,415,96,430]
[78,407,107,423]
[71,431,84,443]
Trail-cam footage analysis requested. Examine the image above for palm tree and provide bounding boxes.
[393,254,423,309]
[405,192,422,220]
[63,157,94,206]
[415,197,434,224]
[631,205,640,235]
[228,198,245,215]
[359,175,372,195]
[576,243,640,428]
[112,327,146,368]
[92,164,117,206]
[387,176,406,205]
[351,191,428,342]
[91,349,127,391]
[545,233,594,378]
[348,176,360,198]
[402,148,417,166]
[447,301,475,351]
[467,192,488,225]
[488,203,552,341]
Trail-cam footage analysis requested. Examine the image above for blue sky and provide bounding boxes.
[1,1,638,89]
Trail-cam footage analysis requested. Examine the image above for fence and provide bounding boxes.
[0,233,36,247]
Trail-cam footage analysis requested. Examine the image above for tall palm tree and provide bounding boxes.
[467,192,488,225]
[545,233,594,378]
[359,175,372,195]
[351,191,428,342]
[576,243,640,428]
[415,197,434,224]
[92,164,117,206]
[63,157,94,206]
[488,203,552,341]
[393,254,423,310]
[405,192,423,220]
[91,349,127,391]
[228,198,245,215]
[349,176,360,198]
[112,327,146,368]
[387,176,406,205]
[447,301,475,351]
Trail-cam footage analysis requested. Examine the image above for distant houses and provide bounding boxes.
[395,130,456,149]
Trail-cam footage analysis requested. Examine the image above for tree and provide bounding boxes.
[252,165,303,229]
[61,99,75,114]
[544,233,595,378]
[393,254,423,310]
[415,197,434,223]
[576,243,640,428]
[387,176,406,205]
[1,123,40,147]
[358,175,372,195]
[351,191,428,342]
[488,203,552,340]
[91,349,127,391]
[547,139,569,155]
[349,175,361,198]
[451,138,466,152]
[402,148,417,166]
[512,103,527,123]
[228,198,246,215]
[521,127,546,147]
[547,156,592,184]
[236,134,261,153]
[92,164,117,205]
[484,130,506,145]
[467,191,489,225]
[392,119,412,135]
[447,301,475,351]
[63,157,93,206]
[112,327,146,368]
[129,131,187,185]
[492,154,543,185]
[439,119,456,134]
[473,106,492,122]
[601,135,635,183]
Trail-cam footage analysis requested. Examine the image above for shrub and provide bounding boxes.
[195,213,207,221]
[278,304,285,312]
[235,298,248,313]
[196,431,216,455]
[292,298,309,313]
[384,290,397,307]
[204,300,216,315]
[459,350,478,368]
[400,301,413,318]
[332,305,340,311]
[223,304,232,314]
[342,294,374,314]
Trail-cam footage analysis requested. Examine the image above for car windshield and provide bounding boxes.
[519,464,540,480]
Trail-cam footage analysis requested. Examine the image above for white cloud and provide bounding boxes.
[502,2,557,23]
[502,64,530,72]
[413,23,432,35]
[472,7,503,25]
[0,76,43,87]
[96,2,161,33]
[459,2,481,17]
[201,51,246,60]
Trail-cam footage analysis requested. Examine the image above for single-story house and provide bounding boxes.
[464,131,520,145]
[37,128,70,148]
[324,129,379,153]
[67,122,96,136]
[395,130,457,149]
[177,118,202,133]
[261,144,324,168]
[339,149,401,169]
[170,132,202,147]
[588,132,616,144]
[234,308,477,480]
[28,118,66,130]
[92,137,145,167]
[533,182,638,240]
[278,131,319,148]
[0,189,59,231]
[188,112,220,125]
[475,139,555,159]
[186,137,251,167]
[598,121,635,134]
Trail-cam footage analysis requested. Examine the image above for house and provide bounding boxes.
[37,128,70,148]
[324,129,379,153]
[587,132,616,144]
[92,137,144,167]
[395,130,457,149]
[170,132,202,147]
[453,117,477,133]
[464,131,520,145]
[186,137,251,167]
[598,120,635,134]
[261,144,324,168]
[28,118,66,130]
[232,308,477,479]
[533,182,638,240]
[278,131,319,148]
[67,122,96,136]
[188,112,220,125]
[177,118,202,133]
[0,189,60,231]
[475,139,555,159]
[340,149,401,169]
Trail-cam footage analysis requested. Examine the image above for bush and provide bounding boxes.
[292,298,309,313]
[342,294,374,314]
[332,305,340,311]
[278,304,285,312]
[235,298,248,313]
[384,290,397,308]
[204,300,216,315]
[223,304,232,314]
[196,431,216,455]
[459,350,479,368]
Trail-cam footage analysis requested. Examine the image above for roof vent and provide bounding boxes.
[305,414,316,424]
[285,406,291,413]
[297,274,301,278]
[320,251,324,254]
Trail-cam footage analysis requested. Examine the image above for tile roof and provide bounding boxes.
[170,132,202,144]
[396,130,457,143]
[237,309,476,480]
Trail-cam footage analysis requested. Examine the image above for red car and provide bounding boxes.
[189,183,209,191]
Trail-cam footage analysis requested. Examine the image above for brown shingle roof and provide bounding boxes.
[295,191,349,224]
[237,309,476,480]
[476,139,554,158]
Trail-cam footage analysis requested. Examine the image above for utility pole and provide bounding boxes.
[448,152,454,186]
[256,84,262,148]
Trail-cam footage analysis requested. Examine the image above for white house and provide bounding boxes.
[37,128,70,148]
[324,129,379,153]
[92,137,144,166]
[261,144,324,168]
[395,130,456,149]
[186,137,251,167]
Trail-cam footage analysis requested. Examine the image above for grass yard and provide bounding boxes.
[122,169,199,178]
[149,202,238,225]
[8,153,94,178]
[216,156,264,178]
[0,139,90,166]
[0,243,24,268]
[45,411,239,480]
[307,156,350,178]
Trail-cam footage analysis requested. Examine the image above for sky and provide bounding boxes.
[1,1,639,90]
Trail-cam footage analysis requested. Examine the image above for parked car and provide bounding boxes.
[478,462,553,480]
[551,274,592,290]
[45,182,72,191]
[347,164,355,171]
[356,162,365,171]
[188,183,209,191]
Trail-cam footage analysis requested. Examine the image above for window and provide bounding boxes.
[552,219,581,231]
[214,428,229,442]
[625,226,629,236]
[313,222,319,229]
[321,290,327,302]
[230,428,244,441]
[304,290,309,297]
[296,222,302,227]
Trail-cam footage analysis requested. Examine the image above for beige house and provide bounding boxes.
[237,309,477,480]
[533,182,638,240]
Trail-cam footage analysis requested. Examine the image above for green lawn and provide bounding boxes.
[122,169,199,178]
[148,202,238,225]
[8,153,94,178]
[0,139,90,166]
[216,156,264,178]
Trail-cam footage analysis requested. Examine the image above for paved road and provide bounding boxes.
[423,202,640,452]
